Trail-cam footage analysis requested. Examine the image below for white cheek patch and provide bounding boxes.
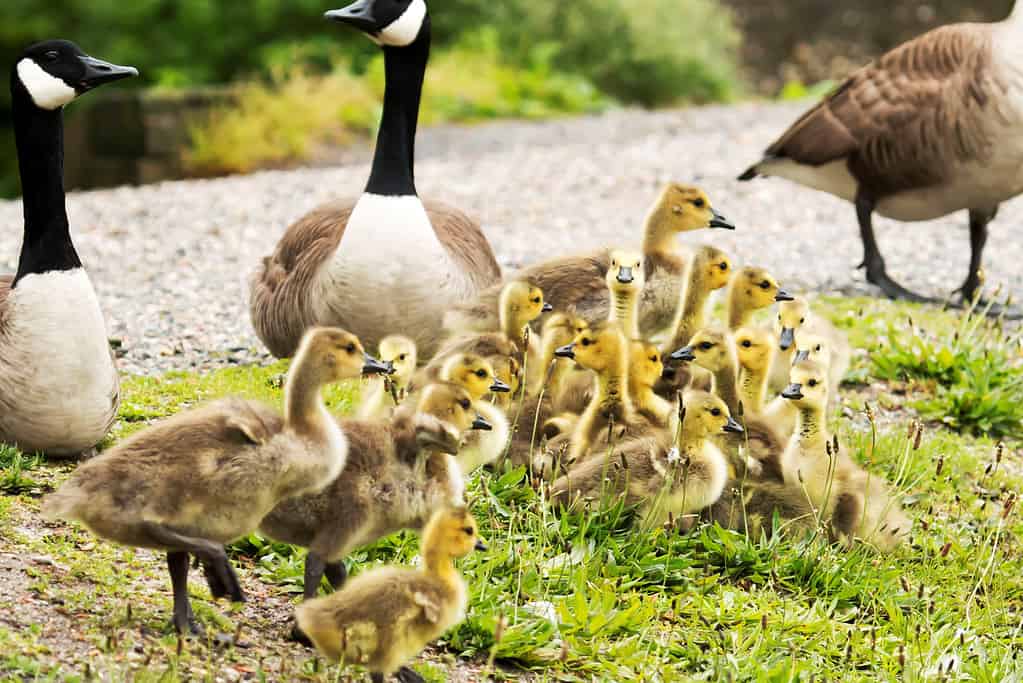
[378,0,427,47]
[17,59,77,110]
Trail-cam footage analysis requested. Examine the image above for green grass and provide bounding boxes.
[3,297,1023,680]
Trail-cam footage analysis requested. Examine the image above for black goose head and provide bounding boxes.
[326,0,429,47]
[14,40,137,111]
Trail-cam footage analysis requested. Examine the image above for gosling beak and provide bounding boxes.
[709,208,735,230]
[775,288,795,302]
[76,55,139,92]
[794,350,810,363]
[489,378,511,393]
[542,302,554,313]
[554,343,576,359]
[781,383,804,400]
[362,353,394,376]
[670,345,696,363]
[616,266,634,284]
[723,417,745,434]
[471,415,493,431]
[474,539,488,552]
[779,327,795,351]
[325,0,378,31]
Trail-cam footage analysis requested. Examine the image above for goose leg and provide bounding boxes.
[395,666,426,683]
[324,561,348,590]
[167,551,203,636]
[140,522,245,603]
[855,193,936,304]
[303,552,328,600]
[959,208,993,304]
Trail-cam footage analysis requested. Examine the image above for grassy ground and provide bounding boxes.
[2,296,1022,682]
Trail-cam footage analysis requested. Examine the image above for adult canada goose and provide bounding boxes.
[444,184,734,337]
[780,360,910,551]
[550,391,740,532]
[296,506,485,683]
[250,0,501,360]
[42,328,391,635]
[1,41,136,457]
[739,5,1023,309]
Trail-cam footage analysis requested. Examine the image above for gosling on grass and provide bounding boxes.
[780,360,910,551]
[259,382,489,618]
[358,335,416,419]
[437,353,511,474]
[296,506,486,683]
[42,328,391,635]
[550,391,741,532]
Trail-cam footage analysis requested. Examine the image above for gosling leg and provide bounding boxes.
[167,551,202,636]
[324,561,348,590]
[395,666,426,683]
[855,192,936,304]
[139,522,245,603]
[831,492,864,548]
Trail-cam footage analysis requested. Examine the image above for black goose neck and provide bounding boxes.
[364,20,430,197]
[10,72,79,285]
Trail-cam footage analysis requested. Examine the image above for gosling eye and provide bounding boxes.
[581,338,592,347]
[815,344,822,352]
[800,318,806,324]
[692,198,706,208]
[459,399,471,410]
[808,379,819,387]
[611,261,617,267]
[760,281,771,290]
[398,354,407,361]
[719,262,729,271]
[710,407,721,416]
[741,340,752,348]
[346,343,356,354]
[463,526,475,536]
[532,297,541,304]
[649,355,658,363]
[475,369,487,378]
[700,341,713,350]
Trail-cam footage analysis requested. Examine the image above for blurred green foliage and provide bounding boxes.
[0,0,741,196]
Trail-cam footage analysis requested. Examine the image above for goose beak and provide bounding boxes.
[489,378,511,393]
[723,417,744,434]
[670,345,696,363]
[325,0,378,31]
[616,266,634,284]
[779,327,795,351]
[77,55,138,92]
[709,209,735,230]
[471,415,493,431]
[775,288,795,302]
[554,343,576,359]
[362,353,394,376]
[474,539,488,552]
[781,383,804,400]
[794,350,810,363]
[542,302,554,313]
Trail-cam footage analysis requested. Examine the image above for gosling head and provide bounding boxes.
[670,328,731,373]
[692,245,734,292]
[15,40,138,111]
[732,266,792,310]
[655,183,735,232]
[629,341,664,390]
[441,353,509,401]
[490,355,521,398]
[606,250,645,295]
[500,280,552,330]
[734,327,775,375]
[781,360,828,408]
[422,505,487,559]
[681,391,743,438]
[554,325,625,374]
[296,327,393,383]
[777,298,810,351]
[416,382,492,453]
[325,0,429,48]
[793,333,831,366]
[378,335,417,387]
[542,313,590,351]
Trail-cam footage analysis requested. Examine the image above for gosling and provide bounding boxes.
[358,335,416,419]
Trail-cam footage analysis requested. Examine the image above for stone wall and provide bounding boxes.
[721,0,1014,93]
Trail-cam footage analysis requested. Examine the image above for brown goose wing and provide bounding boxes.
[749,25,1002,195]
[250,199,500,359]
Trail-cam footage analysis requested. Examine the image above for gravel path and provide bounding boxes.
[3,101,1022,375]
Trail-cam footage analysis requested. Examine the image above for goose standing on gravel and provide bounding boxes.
[740,4,1023,311]
[250,0,501,359]
[0,41,136,457]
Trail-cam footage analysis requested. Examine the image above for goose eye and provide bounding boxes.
[700,341,713,350]
[463,526,474,536]
[346,343,356,353]
[719,262,728,271]
[649,356,658,362]
[692,198,705,208]
[760,281,771,290]
[741,340,752,348]
[800,318,806,324]
[533,297,541,304]
[475,369,487,378]
[398,354,407,361]
[459,399,471,410]
[711,407,721,416]
[581,338,592,347]
[808,379,818,387]
[44,51,60,62]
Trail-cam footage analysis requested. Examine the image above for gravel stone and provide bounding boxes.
[2,102,1021,375]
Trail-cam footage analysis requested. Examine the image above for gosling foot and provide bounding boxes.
[395,666,426,683]
[289,621,313,647]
